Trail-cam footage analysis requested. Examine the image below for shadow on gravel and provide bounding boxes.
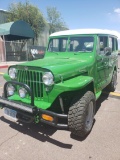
[96,93,109,114]
[0,116,72,149]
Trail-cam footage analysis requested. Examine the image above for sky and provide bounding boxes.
[1,0,120,38]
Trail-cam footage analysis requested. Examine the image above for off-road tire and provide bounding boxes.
[107,71,117,92]
[68,91,96,137]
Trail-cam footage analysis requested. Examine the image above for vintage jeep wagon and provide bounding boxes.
[0,29,118,137]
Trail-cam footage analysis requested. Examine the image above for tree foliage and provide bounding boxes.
[47,7,68,34]
[7,1,46,39]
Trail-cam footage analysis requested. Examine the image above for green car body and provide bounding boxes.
[0,29,118,137]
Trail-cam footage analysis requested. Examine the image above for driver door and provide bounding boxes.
[97,36,109,90]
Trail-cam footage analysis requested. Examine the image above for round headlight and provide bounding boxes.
[9,68,17,79]
[7,85,15,96]
[42,72,54,86]
[19,88,27,98]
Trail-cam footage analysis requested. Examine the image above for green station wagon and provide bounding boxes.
[0,29,118,137]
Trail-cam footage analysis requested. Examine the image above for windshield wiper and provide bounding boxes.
[52,51,59,55]
[74,50,91,55]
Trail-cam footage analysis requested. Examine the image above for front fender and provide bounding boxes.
[47,76,94,104]
[3,73,11,81]
[55,76,94,91]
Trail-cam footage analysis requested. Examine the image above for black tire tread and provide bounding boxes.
[68,91,95,137]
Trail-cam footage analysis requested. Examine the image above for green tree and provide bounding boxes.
[7,1,46,39]
[47,7,68,34]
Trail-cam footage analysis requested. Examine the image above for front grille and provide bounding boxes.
[17,69,43,99]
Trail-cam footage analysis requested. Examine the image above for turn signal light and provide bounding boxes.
[42,114,54,122]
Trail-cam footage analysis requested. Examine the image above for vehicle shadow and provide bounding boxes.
[0,92,109,144]
[95,92,109,114]
[0,116,72,149]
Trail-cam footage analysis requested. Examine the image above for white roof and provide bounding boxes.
[50,29,118,37]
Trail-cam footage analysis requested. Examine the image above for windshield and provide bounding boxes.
[48,38,68,52]
[68,36,94,52]
[48,36,94,53]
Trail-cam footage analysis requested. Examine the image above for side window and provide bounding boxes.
[109,37,116,51]
[115,38,118,51]
[98,36,108,54]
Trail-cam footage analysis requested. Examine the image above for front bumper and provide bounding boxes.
[0,96,68,129]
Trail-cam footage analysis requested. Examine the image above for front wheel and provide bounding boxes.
[68,91,96,138]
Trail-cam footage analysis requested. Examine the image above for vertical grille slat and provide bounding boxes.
[25,70,27,84]
[35,72,38,98]
[23,70,25,83]
[23,71,25,83]
[18,69,22,82]
[20,70,23,82]
[39,72,41,97]
[39,73,43,96]
[32,71,34,97]
[17,69,43,99]
[29,71,32,89]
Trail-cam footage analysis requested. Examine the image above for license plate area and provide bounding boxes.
[4,108,17,121]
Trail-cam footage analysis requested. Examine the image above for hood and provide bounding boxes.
[18,54,94,81]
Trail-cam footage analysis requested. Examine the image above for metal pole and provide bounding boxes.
[26,41,28,61]
[3,35,6,62]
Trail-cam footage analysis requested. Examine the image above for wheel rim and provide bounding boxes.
[85,101,94,131]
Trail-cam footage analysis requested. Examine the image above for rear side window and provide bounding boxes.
[109,37,118,51]
[115,39,118,50]
[109,37,114,51]
[98,36,108,54]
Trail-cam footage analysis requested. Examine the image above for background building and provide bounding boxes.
[0,9,49,61]
[0,9,9,24]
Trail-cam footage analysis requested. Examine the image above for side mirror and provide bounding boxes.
[104,47,112,56]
